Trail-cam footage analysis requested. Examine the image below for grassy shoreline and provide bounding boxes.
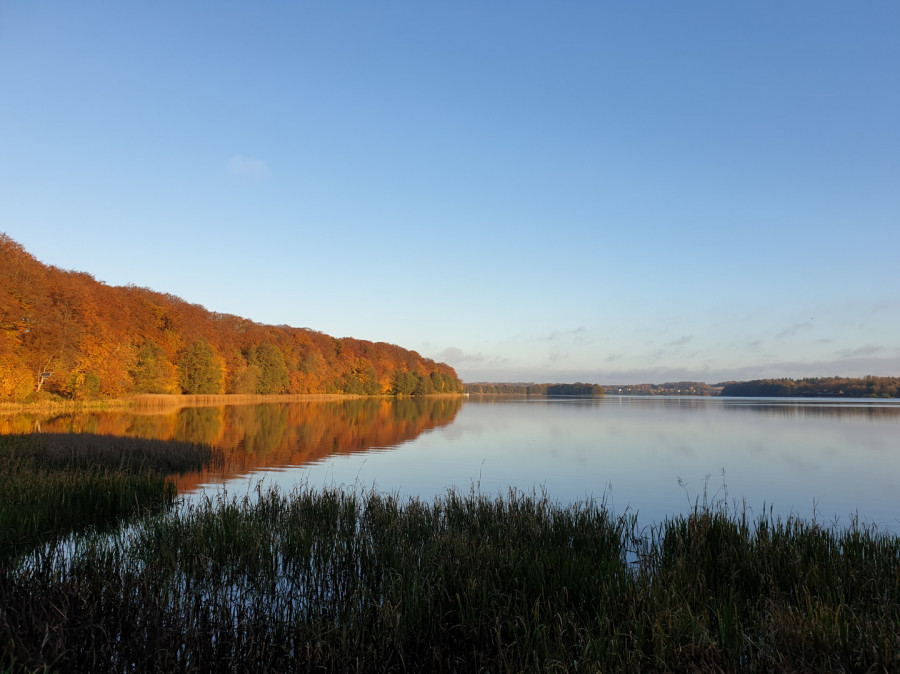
[2,480,898,671]
[0,392,464,414]
[0,433,222,560]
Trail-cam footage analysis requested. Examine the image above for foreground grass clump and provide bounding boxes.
[2,485,898,673]
[0,433,219,559]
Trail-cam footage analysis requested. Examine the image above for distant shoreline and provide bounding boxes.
[465,376,900,399]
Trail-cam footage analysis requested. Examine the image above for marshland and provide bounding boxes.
[2,395,899,672]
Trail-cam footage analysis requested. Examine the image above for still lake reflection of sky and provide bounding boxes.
[223,397,900,533]
[4,396,896,531]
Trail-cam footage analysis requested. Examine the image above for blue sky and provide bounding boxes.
[2,2,898,384]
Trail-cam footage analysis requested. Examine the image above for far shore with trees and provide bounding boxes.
[466,376,900,399]
[466,382,605,396]
[717,376,899,398]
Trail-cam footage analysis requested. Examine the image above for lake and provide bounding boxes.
[4,395,899,532]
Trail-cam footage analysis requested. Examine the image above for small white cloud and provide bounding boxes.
[440,347,469,362]
[440,347,484,365]
[836,344,884,358]
[227,154,269,180]
[544,327,589,343]
[776,322,813,339]
[665,335,693,348]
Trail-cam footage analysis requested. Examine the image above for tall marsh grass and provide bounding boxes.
[2,483,898,672]
[0,433,221,559]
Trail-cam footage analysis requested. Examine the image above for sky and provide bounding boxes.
[1,2,898,384]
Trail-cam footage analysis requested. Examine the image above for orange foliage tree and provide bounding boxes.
[0,234,463,401]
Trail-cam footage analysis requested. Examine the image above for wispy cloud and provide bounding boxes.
[545,327,588,343]
[664,335,693,348]
[454,357,900,386]
[836,344,884,358]
[227,154,269,181]
[439,347,508,367]
[776,322,814,339]
[867,300,900,316]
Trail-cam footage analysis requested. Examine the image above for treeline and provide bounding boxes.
[465,382,604,397]
[605,381,716,396]
[0,235,463,402]
[719,376,900,398]
[468,377,900,399]
[467,381,714,397]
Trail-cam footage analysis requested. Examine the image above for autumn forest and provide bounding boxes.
[0,235,463,402]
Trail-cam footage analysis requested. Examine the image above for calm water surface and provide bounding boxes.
[4,396,899,531]
[275,396,900,532]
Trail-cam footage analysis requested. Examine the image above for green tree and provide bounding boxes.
[392,370,418,396]
[229,363,261,394]
[130,340,179,393]
[69,371,101,400]
[430,371,445,393]
[176,338,224,394]
[343,360,380,395]
[414,372,434,395]
[249,343,289,394]
[361,364,381,395]
[341,372,365,395]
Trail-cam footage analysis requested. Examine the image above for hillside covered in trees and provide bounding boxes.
[0,235,463,402]
[719,377,900,398]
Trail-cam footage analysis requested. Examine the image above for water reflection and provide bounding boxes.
[3,395,898,532]
[603,395,900,419]
[718,397,900,420]
[274,395,900,533]
[0,397,464,493]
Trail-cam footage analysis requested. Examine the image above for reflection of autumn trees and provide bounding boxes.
[0,235,463,401]
[174,406,226,447]
[0,397,463,493]
[721,402,900,421]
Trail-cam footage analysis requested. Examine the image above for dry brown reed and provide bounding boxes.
[129,393,374,408]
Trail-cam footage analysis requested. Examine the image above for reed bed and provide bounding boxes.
[0,398,135,414]
[130,393,375,409]
[2,484,897,673]
[129,393,463,410]
[0,393,387,414]
[0,433,221,559]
